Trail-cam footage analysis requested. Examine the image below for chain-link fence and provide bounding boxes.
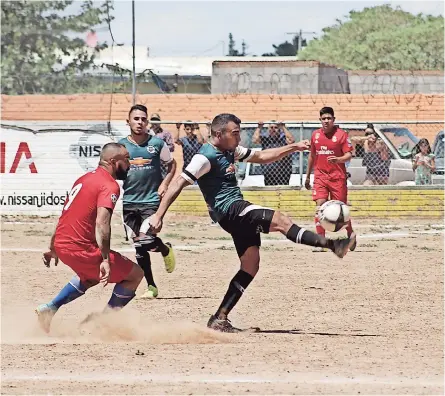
[152,120,443,187]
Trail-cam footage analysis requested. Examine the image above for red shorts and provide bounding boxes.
[312,178,348,203]
[55,245,134,284]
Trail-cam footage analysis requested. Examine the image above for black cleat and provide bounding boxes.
[207,315,260,333]
[207,315,243,333]
[331,232,356,258]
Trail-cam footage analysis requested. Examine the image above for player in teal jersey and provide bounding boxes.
[119,105,177,299]
[148,113,356,332]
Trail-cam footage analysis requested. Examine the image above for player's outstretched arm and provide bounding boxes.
[149,176,190,233]
[248,140,310,164]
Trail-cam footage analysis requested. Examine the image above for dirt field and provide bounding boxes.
[1,214,443,395]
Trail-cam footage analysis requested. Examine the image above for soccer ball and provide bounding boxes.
[318,200,350,232]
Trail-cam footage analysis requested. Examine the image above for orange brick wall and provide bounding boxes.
[2,93,443,140]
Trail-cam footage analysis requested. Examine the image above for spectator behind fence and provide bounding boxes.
[149,113,175,152]
[412,138,436,185]
[350,124,390,185]
[174,121,204,170]
[252,121,295,186]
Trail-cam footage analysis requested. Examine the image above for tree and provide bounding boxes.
[262,34,307,56]
[1,0,112,94]
[299,5,444,70]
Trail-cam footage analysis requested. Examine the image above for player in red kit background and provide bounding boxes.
[305,107,357,251]
[36,143,144,333]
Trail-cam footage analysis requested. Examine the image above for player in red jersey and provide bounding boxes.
[305,107,357,251]
[36,143,144,333]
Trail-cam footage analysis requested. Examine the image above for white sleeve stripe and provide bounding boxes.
[181,172,195,184]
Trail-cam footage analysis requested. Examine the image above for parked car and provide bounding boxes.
[345,124,418,185]
[238,123,419,186]
[432,130,444,185]
[237,148,352,187]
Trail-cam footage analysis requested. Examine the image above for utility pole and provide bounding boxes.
[131,0,136,105]
[286,30,316,56]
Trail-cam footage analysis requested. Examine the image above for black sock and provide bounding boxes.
[286,224,334,250]
[215,270,254,319]
[152,237,170,257]
[135,246,156,287]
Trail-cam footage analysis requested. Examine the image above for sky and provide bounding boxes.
[77,0,444,57]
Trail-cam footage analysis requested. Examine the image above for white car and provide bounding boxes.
[237,148,351,187]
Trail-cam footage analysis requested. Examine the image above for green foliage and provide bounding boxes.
[299,5,444,70]
[1,0,113,94]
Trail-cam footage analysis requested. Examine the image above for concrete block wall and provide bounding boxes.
[212,61,444,95]
[347,70,444,95]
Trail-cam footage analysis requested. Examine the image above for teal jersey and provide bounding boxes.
[181,143,254,219]
[119,135,172,207]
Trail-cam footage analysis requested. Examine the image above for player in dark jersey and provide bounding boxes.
[305,107,356,251]
[148,113,356,333]
[35,143,144,333]
[119,105,176,299]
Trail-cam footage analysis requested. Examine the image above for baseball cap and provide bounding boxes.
[150,113,161,121]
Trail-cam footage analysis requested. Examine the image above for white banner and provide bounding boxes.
[1,122,128,215]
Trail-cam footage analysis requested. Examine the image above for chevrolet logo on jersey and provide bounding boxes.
[130,157,152,167]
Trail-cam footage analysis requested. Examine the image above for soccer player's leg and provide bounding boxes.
[105,251,143,310]
[124,207,158,298]
[312,180,329,238]
[269,209,356,258]
[330,179,357,251]
[207,227,260,333]
[36,249,98,333]
[140,209,176,274]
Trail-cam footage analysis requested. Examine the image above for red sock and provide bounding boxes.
[315,213,325,237]
[346,220,353,236]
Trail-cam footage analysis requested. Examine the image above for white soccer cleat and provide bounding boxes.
[35,303,57,333]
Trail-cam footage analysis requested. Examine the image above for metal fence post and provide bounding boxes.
[299,122,304,186]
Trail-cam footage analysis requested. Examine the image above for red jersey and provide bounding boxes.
[310,127,352,180]
[54,167,120,250]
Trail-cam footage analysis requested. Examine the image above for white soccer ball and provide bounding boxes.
[318,200,350,232]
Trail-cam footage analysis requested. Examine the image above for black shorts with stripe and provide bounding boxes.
[123,204,157,241]
[218,200,275,257]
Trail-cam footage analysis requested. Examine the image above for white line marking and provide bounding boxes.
[1,372,442,387]
[2,221,444,229]
[1,230,442,253]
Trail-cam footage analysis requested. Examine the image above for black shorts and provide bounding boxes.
[123,204,157,240]
[218,200,275,258]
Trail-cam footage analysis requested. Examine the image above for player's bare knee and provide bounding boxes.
[271,210,293,233]
[130,263,144,283]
